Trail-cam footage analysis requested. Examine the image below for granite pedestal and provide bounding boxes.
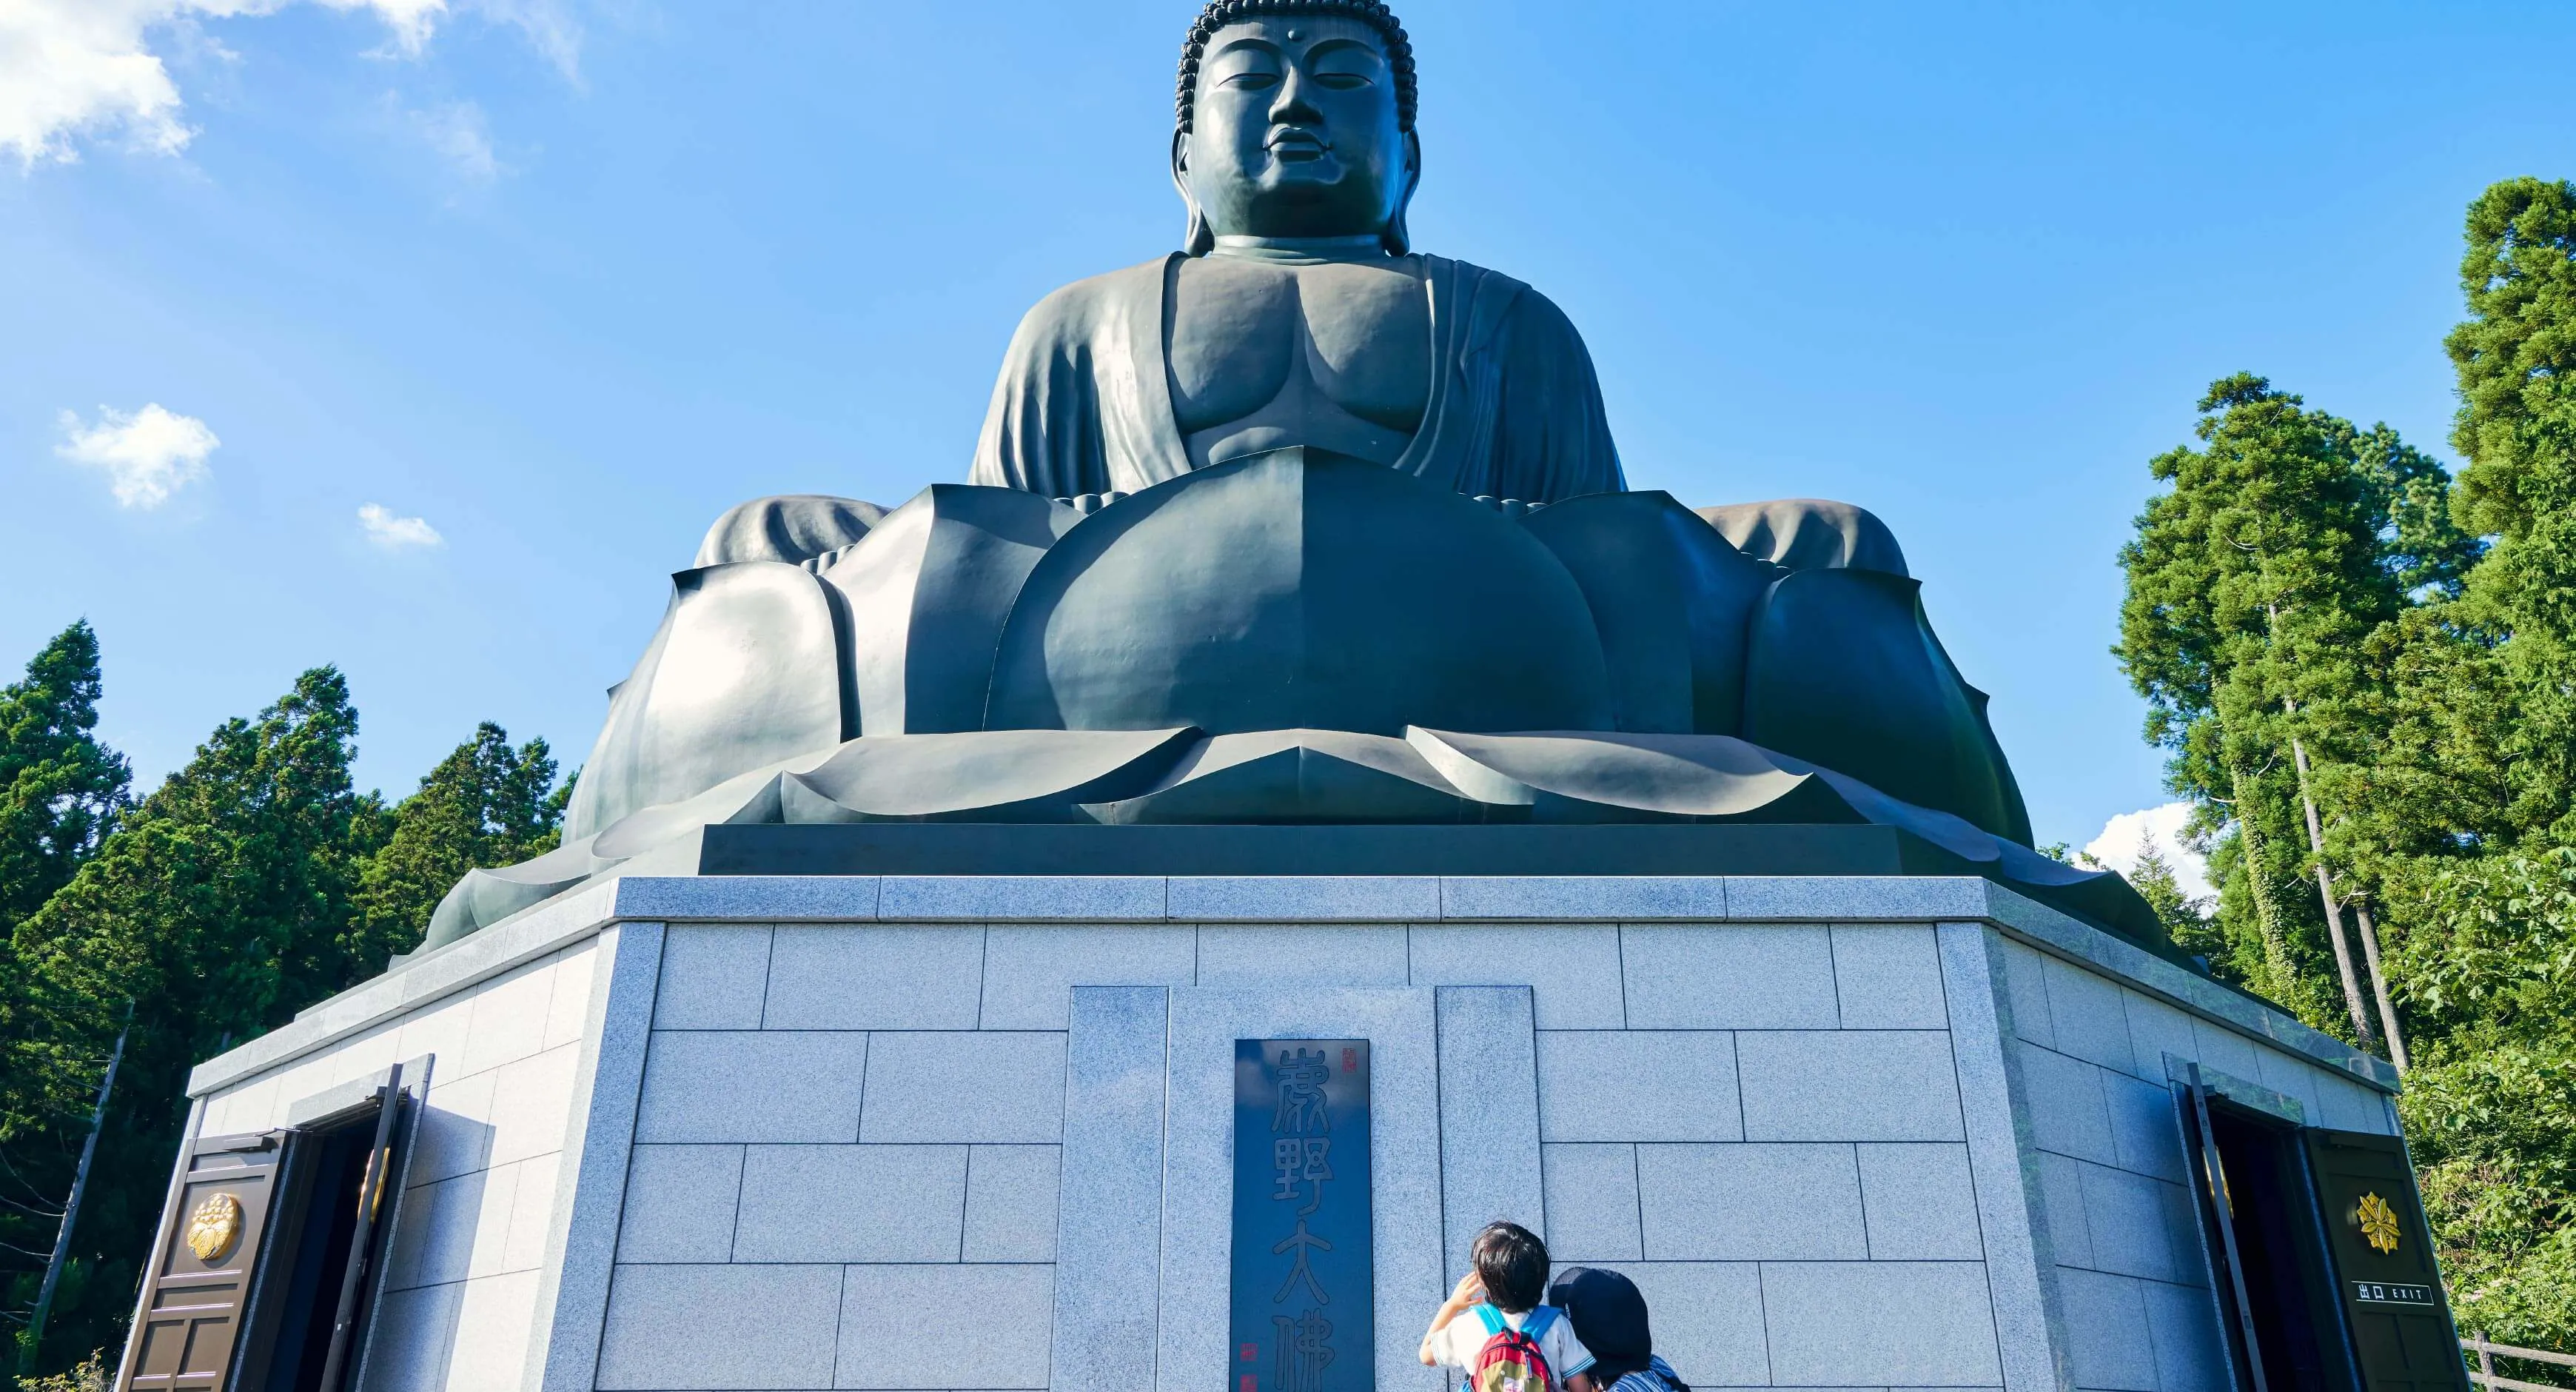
[167,874,2400,1392]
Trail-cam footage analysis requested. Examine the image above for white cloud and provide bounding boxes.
[0,0,574,168]
[56,404,218,507]
[358,502,443,549]
[404,98,499,179]
[2084,800,2216,903]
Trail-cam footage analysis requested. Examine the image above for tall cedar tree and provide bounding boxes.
[0,623,131,928]
[0,623,130,1365]
[352,723,563,962]
[2372,178,2576,1351]
[2115,376,2442,1033]
[1,669,387,1369]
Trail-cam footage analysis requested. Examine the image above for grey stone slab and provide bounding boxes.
[2253,1045,2326,1122]
[879,875,1164,921]
[595,1262,844,1390]
[1737,1030,1965,1142]
[2016,1043,2116,1165]
[1409,925,1626,1028]
[616,1145,743,1263]
[860,1032,1067,1143]
[2102,1071,2189,1184]
[1761,1262,2005,1386]
[2141,1277,2230,1392]
[406,1069,497,1186]
[2042,955,2139,1077]
[448,1271,543,1392]
[1833,925,1949,1028]
[2036,1151,2094,1270]
[2313,1068,2394,1134]
[2187,1017,2266,1083]
[654,926,774,1029]
[1436,986,1545,1280]
[1622,924,1840,1028]
[1589,1262,1770,1387]
[531,920,662,1392]
[838,1264,1055,1389]
[1997,940,2056,1048]
[383,1165,500,1291]
[762,925,985,1029]
[1054,987,1168,1392]
[979,926,1196,1030]
[486,1042,582,1168]
[636,1030,868,1144]
[612,874,881,921]
[1858,1142,1984,1259]
[735,1144,968,1262]
[965,1145,1061,1262]
[1637,1142,1867,1259]
[1195,924,1411,988]
[1170,874,1439,920]
[1437,877,1727,920]
[2074,1160,2194,1284]
[1724,875,1990,921]
[1161,988,1443,1392]
[1937,923,2073,1392]
[358,1279,463,1392]
[1534,1030,1741,1142]
[2121,992,2198,1089]
[463,960,559,1080]
[1540,1143,1641,1261]
[2056,1267,2159,1392]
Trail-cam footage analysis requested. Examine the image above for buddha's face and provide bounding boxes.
[1179,15,1412,242]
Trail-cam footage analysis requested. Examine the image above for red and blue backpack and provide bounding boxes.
[1470,1304,1562,1392]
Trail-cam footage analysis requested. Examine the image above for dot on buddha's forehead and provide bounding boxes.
[1286,27,1301,39]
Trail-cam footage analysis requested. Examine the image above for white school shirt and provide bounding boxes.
[1429,1303,1597,1389]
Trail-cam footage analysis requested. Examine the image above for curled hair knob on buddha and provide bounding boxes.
[1175,0,1419,133]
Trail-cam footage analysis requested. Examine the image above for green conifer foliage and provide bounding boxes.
[2116,375,2428,1033]
[351,723,563,961]
[0,623,131,930]
[1,669,380,1368]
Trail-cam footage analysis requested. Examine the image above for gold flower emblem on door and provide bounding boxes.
[2356,1191,2402,1254]
[186,1192,244,1264]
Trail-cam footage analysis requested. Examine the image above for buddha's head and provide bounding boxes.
[1173,0,1421,255]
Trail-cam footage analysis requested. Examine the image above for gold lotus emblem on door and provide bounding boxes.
[186,1192,244,1264]
[2356,1191,2402,1254]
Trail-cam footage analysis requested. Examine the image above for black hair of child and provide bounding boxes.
[1471,1221,1551,1313]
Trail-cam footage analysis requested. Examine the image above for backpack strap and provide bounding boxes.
[1518,1306,1560,1342]
[1473,1303,1506,1336]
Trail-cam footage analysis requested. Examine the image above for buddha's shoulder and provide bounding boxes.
[1009,256,1174,341]
[1417,254,1587,342]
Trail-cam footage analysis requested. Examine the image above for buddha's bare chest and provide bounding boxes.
[1166,258,1432,444]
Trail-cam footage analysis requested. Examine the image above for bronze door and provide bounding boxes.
[119,1133,284,1392]
[2303,1128,2469,1392]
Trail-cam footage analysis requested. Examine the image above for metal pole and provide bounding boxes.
[20,1005,131,1375]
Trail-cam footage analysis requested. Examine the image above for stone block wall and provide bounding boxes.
[192,935,605,1392]
[594,919,2025,1392]
[1996,939,2398,1392]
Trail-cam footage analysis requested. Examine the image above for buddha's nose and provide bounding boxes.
[1268,64,1324,127]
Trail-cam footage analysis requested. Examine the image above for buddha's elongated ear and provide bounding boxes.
[1381,128,1423,256]
[1173,128,1215,256]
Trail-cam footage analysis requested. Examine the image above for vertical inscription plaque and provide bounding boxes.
[1230,1039,1373,1392]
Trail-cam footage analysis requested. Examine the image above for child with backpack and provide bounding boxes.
[1416,1222,1600,1392]
[1547,1266,1691,1392]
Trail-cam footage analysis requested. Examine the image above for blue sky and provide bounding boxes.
[4,0,2572,858]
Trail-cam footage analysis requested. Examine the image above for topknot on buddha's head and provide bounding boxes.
[1175,0,1417,134]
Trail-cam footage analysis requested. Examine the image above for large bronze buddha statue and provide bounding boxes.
[421,0,2150,952]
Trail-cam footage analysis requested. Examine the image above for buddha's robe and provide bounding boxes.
[968,252,1626,504]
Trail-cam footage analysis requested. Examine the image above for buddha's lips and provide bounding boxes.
[1267,129,1330,156]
